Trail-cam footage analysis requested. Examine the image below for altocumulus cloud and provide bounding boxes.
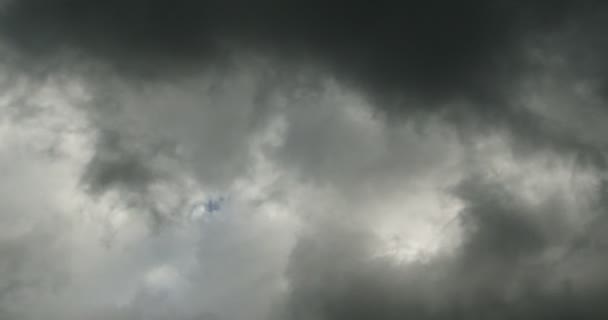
[1,1,608,319]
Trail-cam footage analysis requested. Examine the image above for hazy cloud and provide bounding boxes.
[1,1,608,319]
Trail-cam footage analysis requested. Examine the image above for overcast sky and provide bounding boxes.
[2,1,608,319]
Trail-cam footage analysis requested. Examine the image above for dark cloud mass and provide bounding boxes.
[0,0,602,104]
[2,1,608,320]
[279,176,608,320]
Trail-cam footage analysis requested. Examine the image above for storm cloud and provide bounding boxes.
[1,1,608,319]
[0,0,602,103]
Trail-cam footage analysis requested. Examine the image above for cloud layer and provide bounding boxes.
[1,1,608,319]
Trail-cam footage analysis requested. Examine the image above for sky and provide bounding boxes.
[1,1,608,319]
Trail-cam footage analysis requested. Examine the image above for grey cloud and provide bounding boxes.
[0,0,602,106]
[3,0,608,195]
[276,173,608,320]
[2,0,608,159]
[83,129,160,195]
[4,1,608,319]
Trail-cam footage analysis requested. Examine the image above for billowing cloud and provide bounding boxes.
[1,1,608,319]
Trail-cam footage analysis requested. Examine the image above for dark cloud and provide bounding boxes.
[0,0,602,105]
[4,0,608,165]
[3,1,608,319]
[276,175,608,320]
[83,129,160,194]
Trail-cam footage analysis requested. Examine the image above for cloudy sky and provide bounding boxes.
[2,1,608,319]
